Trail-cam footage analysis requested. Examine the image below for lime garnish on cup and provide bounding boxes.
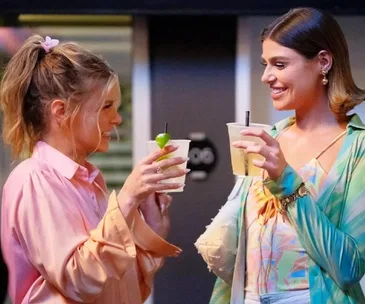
[155,122,171,161]
[155,133,170,149]
[155,122,171,149]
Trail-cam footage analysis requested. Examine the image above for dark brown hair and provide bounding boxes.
[261,7,365,116]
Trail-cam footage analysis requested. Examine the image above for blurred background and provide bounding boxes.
[0,1,364,303]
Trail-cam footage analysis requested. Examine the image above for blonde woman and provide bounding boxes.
[0,35,188,304]
[196,7,365,304]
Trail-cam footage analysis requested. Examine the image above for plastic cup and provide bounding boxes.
[226,123,271,176]
[147,139,191,192]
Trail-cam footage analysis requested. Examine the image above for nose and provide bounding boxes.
[112,112,122,126]
[261,66,276,84]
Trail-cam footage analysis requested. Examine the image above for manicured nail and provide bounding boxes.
[164,144,178,150]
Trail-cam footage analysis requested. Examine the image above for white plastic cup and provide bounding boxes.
[226,123,271,176]
[147,139,191,192]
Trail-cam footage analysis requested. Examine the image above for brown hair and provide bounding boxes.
[0,34,117,159]
[261,7,365,117]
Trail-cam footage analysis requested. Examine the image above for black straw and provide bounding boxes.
[245,111,250,127]
[164,121,168,133]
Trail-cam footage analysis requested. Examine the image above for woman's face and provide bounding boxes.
[73,81,122,158]
[261,39,323,112]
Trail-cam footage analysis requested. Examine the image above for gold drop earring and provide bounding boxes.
[321,70,328,85]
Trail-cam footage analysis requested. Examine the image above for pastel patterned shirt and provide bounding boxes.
[244,129,346,295]
[244,161,323,294]
[196,114,365,304]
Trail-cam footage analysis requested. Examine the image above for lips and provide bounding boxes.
[271,87,287,99]
[101,131,111,138]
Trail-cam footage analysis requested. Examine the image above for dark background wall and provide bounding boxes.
[149,16,237,304]
[1,0,364,14]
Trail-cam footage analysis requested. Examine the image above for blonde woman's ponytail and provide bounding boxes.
[0,35,44,158]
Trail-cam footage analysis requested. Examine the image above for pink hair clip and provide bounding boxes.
[40,36,59,53]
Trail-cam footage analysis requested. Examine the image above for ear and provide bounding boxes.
[50,99,67,125]
[317,50,333,74]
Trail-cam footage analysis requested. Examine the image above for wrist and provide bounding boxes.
[147,223,168,239]
[263,164,302,199]
[278,182,308,214]
[117,190,143,226]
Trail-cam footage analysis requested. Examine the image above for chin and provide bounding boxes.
[97,146,109,153]
[272,100,294,111]
[93,142,109,153]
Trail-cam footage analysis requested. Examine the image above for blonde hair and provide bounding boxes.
[0,34,117,159]
[261,7,365,117]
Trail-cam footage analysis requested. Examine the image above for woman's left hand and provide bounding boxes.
[232,128,287,180]
[139,192,172,239]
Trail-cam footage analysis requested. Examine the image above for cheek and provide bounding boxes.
[98,113,109,125]
[80,115,100,134]
[295,73,318,94]
[277,68,300,85]
[282,68,316,91]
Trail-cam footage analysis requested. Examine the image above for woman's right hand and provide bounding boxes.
[117,144,188,222]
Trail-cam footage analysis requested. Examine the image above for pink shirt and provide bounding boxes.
[1,141,181,304]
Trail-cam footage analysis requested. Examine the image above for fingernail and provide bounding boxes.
[161,204,166,214]
[184,169,191,173]
[164,144,178,150]
[178,183,185,188]
[181,157,189,161]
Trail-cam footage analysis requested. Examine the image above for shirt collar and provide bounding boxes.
[32,141,101,183]
[347,113,365,130]
[271,113,365,134]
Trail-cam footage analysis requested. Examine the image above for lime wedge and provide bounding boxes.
[155,133,171,149]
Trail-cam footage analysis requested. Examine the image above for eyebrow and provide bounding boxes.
[261,56,290,62]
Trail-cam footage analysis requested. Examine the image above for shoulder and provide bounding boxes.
[2,157,68,208]
[4,158,38,191]
[270,116,295,136]
[5,156,61,186]
[349,128,365,157]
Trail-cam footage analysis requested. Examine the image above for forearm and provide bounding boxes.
[18,190,138,303]
[287,194,364,289]
[117,190,142,227]
[135,247,165,301]
[46,191,138,301]
[265,165,365,289]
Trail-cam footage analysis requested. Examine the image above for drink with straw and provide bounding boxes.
[227,111,271,176]
[148,122,190,192]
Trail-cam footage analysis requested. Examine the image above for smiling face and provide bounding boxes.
[73,80,122,157]
[261,39,323,112]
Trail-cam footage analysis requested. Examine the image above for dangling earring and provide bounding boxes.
[321,70,328,85]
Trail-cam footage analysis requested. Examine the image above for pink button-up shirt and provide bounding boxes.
[1,141,181,304]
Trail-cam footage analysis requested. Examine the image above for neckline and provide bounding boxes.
[260,126,348,189]
[274,126,347,169]
[298,157,327,176]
